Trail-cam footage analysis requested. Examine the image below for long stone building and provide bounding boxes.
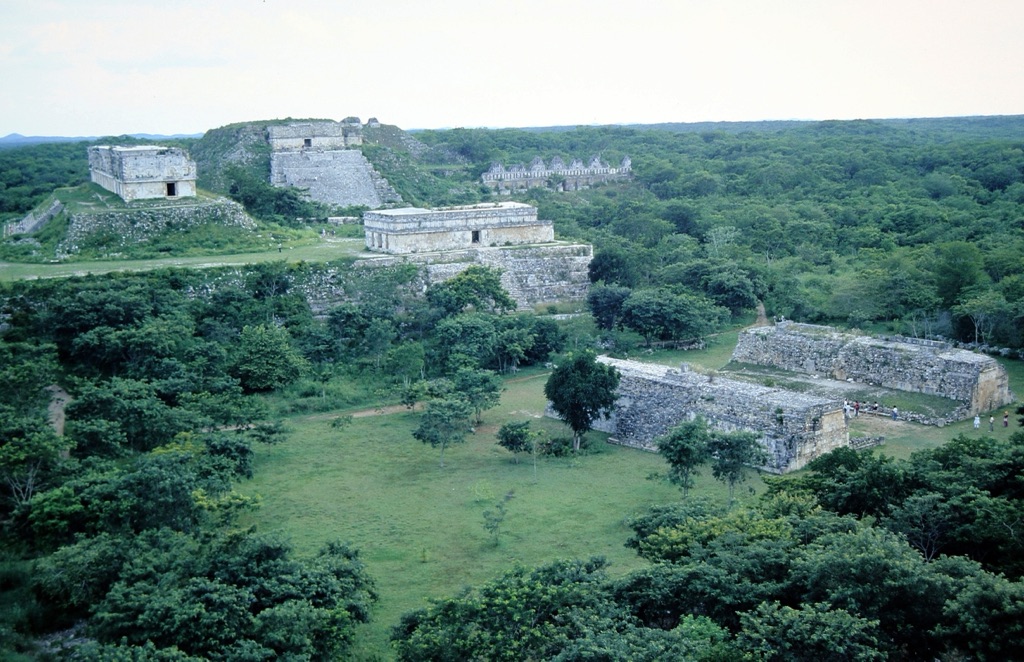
[482,155,631,193]
[88,146,197,202]
[731,322,1014,417]
[363,202,554,254]
[587,357,848,474]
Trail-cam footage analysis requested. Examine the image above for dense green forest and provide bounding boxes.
[0,262,571,658]
[409,118,1024,348]
[1,116,1023,659]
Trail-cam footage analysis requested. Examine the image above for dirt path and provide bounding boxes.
[46,385,71,436]
[752,301,769,327]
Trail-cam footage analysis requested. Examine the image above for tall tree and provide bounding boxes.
[412,397,473,467]
[544,351,620,452]
[707,428,768,506]
[657,417,711,498]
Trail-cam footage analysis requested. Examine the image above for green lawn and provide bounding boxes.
[238,328,1023,659]
[0,239,366,281]
[242,372,742,659]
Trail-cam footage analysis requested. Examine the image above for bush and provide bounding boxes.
[539,435,590,457]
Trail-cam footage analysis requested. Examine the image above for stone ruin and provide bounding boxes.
[88,145,197,202]
[731,322,1014,418]
[483,155,631,193]
[363,201,553,254]
[357,201,588,309]
[267,119,401,209]
[584,356,848,474]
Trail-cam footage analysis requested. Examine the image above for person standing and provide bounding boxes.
[892,407,898,421]
[990,416,995,432]
[1004,412,1010,428]
[974,415,981,429]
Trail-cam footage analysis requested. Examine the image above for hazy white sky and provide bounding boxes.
[1,0,1022,136]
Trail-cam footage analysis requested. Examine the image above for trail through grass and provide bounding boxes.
[0,239,366,281]
[243,372,739,659]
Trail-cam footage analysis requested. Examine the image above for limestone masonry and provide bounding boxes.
[267,119,401,209]
[351,243,593,310]
[88,146,197,202]
[483,155,631,193]
[588,356,849,474]
[363,202,554,254]
[731,322,1014,417]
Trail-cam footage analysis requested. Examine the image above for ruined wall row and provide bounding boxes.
[581,357,849,474]
[732,322,1014,416]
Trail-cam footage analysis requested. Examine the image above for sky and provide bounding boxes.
[1,0,1022,137]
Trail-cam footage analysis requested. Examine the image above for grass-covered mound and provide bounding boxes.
[0,183,315,262]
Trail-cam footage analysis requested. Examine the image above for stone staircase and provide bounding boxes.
[269,149,401,209]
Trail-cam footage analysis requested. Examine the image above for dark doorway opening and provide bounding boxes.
[472,230,481,243]
[166,182,177,197]
[304,138,312,147]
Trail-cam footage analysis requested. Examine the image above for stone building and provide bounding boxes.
[266,119,363,150]
[267,119,401,209]
[363,202,554,254]
[731,322,1014,417]
[88,146,197,202]
[482,155,631,193]
[585,357,848,474]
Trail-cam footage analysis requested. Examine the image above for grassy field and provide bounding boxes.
[241,370,745,659]
[239,326,1023,659]
[0,238,366,281]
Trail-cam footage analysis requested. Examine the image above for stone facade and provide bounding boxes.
[731,322,1014,417]
[482,155,631,193]
[88,146,197,202]
[266,120,363,150]
[586,357,849,474]
[347,243,593,310]
[267,119,400,209]
[363,202,554,254]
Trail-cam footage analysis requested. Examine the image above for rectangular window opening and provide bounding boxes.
[471,230,481,243]
[304,138,312,147]
[166,182,177,197]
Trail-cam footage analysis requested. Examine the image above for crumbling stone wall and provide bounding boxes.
[732,322,1014,417]
[4,200,64,237]
[56,198,255,257]
[584,357,848,474]
[363,202,554,254]
[333,243,592,310]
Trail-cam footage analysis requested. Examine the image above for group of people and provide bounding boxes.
[973,411,1011,431]
[843,400,895,419]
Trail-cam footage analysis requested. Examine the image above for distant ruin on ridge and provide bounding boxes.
[482,155,631,193]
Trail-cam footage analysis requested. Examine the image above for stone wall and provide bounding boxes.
[732,322,1014,417]
[582,357,848,474]
[179,243,591,315]
[56,198,256,257]
[270,150,400,209]
[483,155,632,193]
[88,146,197,202]
[363,202,554,254]
[4,200,64,237]
[343,243,592,310]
